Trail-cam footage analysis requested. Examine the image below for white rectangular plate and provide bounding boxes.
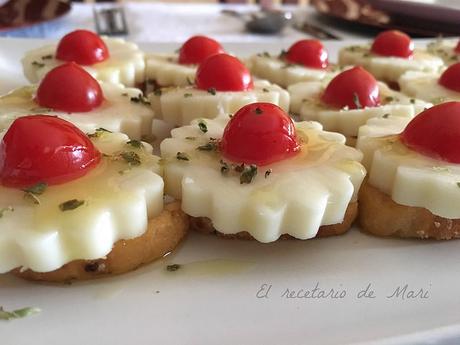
[1,38,460,345]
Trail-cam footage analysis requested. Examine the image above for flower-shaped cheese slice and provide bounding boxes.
[399,63,460,104]
[427,38,460,65]
[356,108,460,219]
[338,32,443,84]
[160,116,365,243]
[0,81,154,141]
[290,76,430,140]
[150,79,289,127]
[0,127,163,273]
[248,40,339,88]
[149,53,289,127]
[145,35,225,88]
[22,36,145,87]
[357,115,412,168]
[145,53,196,88]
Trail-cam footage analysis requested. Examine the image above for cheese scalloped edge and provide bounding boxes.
[357,115,460,219]
[289,80,431,137]
[21,37,145,87]
[338,45,444,82]
[426,39,460,65]
[149,80,290,126]
[145,53,196,87]
[160,117,366,243]
[0,82,155,140]
[248,53,338,88]
[0,132,163,273]
[398,69,460,104]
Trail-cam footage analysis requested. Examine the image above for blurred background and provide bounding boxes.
[0,0,459,42]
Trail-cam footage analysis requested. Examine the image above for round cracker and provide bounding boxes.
[191,202,358,240]
[13,201,189,282]
[359,182,460,240]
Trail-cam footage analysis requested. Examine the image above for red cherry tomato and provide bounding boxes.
[321,66,381,109]
[401,102,460,163]
[56,30,109,65]
[0,115,101,188]
[220,103,300,166]
[371,30,414,58]
[195,54,254,92]
[36,62,104,113]
[455,40,460,53]
[285,39,329,69]
[178,35,225,65]
[439,62,460,92]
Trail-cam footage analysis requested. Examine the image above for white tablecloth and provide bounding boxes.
[0,2,370,43]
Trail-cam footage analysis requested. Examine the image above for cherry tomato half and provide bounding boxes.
[56,29,109,65]
[0,115,101,188]
[220,103,300,166]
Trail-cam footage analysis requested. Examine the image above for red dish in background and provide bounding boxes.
[0,0,71,32]
[311,0,460,37]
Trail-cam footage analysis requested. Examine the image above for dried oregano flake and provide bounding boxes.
[198,120,208,133]
[120,151,142,166]
[126,140,144,149]
[176,152,190,161]
[22,182,47,205]
[87,127,112,138]
[59,199,85,211]
[0,306,41,321]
